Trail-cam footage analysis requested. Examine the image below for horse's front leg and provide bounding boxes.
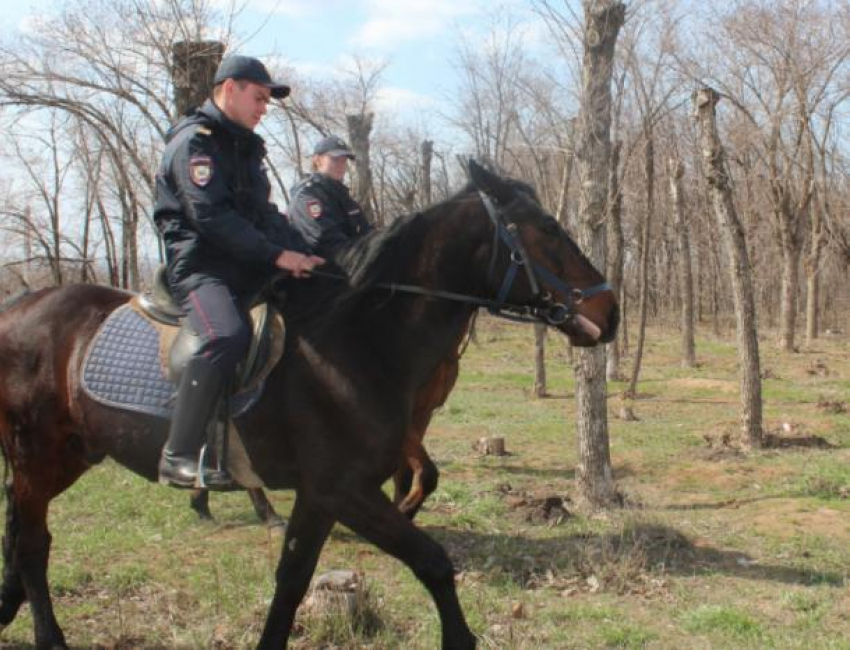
[394,439,439,520]
[256,493,333,649]
[393,355,460,519]
[332,486,476,650]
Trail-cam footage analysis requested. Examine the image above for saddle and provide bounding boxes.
[80,268,285,488]
[136,266,282,393]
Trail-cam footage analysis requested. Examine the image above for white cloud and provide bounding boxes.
[216,0,316,17]
[354,0,482,49]
[375,86,435,113]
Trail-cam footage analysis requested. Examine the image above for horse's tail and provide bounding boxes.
[0,293,28,481]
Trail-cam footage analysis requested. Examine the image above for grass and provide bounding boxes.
[0,318,848,649]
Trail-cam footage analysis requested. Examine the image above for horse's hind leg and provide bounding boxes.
[7,481,67,649]
[189,488,214,521]
[247,488,286,530]
[257,494,333,649]
[0,482,25,629]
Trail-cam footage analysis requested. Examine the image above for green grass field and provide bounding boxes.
[1,318,847,649]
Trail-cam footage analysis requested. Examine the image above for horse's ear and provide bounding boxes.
[467,159,515,206]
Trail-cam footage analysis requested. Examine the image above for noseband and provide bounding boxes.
[479,191,611,325]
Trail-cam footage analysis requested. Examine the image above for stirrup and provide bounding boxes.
[195,444,233,490]
[197,444,209,489]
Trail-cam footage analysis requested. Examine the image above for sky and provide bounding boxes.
[2,0,547,122]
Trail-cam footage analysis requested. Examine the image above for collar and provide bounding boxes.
[311,173,350,193]
[198,99,265,148]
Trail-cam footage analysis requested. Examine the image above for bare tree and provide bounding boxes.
[694,87,763,448]
[668,157,697,366]
[572,0,626,507]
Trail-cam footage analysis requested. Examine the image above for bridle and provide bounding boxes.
[308,190,611,327]
[478,191,610,325]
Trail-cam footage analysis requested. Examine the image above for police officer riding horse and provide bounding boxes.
[153,55,324,489]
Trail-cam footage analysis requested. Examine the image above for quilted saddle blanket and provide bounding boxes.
[81,303,262,419]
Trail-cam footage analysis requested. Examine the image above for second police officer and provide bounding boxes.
[287,135,372,257]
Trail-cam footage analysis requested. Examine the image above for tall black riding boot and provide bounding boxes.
[159,356,233,489]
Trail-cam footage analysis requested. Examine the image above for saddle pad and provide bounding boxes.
[82,303,261,419]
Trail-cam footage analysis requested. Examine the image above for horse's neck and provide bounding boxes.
[360,205,487,383]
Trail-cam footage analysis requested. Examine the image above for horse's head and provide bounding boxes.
[467,160,619,347]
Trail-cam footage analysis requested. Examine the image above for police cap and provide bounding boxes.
[213,55,290,99]
[313,134,356,159]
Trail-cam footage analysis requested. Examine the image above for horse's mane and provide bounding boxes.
[281,209,430,326]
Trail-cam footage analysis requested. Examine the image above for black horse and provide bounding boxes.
[0,161,618,649]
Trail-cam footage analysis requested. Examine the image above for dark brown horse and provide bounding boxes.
[0,161,618,650]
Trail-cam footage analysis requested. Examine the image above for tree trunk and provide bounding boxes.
[669,157,696,367]
[778,231,800,352]
[420,139,433,207]
[126,197,140,291]
[605,140,624,381]
[626,124,654,397]
[346,113,377,225]
[573,0,625,508]
[96,194,119,287]
[694,87,763,448]
[555,118,577,226]
[171,40,225,118]
[532,323,547,398]
[805,193,827,344]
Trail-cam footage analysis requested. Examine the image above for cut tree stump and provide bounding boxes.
[475,436,507,456]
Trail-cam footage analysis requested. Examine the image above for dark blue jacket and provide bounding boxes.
[287,173,372,256]
[153,100,308,301]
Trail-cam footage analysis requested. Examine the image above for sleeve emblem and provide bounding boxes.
[189,155,213,187]
[307,199,322,219]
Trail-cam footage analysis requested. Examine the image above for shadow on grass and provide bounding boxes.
[422,522,845,589]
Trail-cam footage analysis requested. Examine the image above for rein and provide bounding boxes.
[306,190,611,327]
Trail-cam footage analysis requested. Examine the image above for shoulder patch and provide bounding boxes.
[306,199,322,219]
[196,126,212,136]
[189,155,213,187]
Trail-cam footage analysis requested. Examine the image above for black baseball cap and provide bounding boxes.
[313,134,355,159]
[213,55,290,99]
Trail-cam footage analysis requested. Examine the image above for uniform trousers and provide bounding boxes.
[181,280,252,377]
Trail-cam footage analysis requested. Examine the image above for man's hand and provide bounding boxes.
[275,250,325,278]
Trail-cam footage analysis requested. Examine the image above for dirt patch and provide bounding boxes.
[494,483,573,525]
[816,398,847,414]
[762,433,834,449]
